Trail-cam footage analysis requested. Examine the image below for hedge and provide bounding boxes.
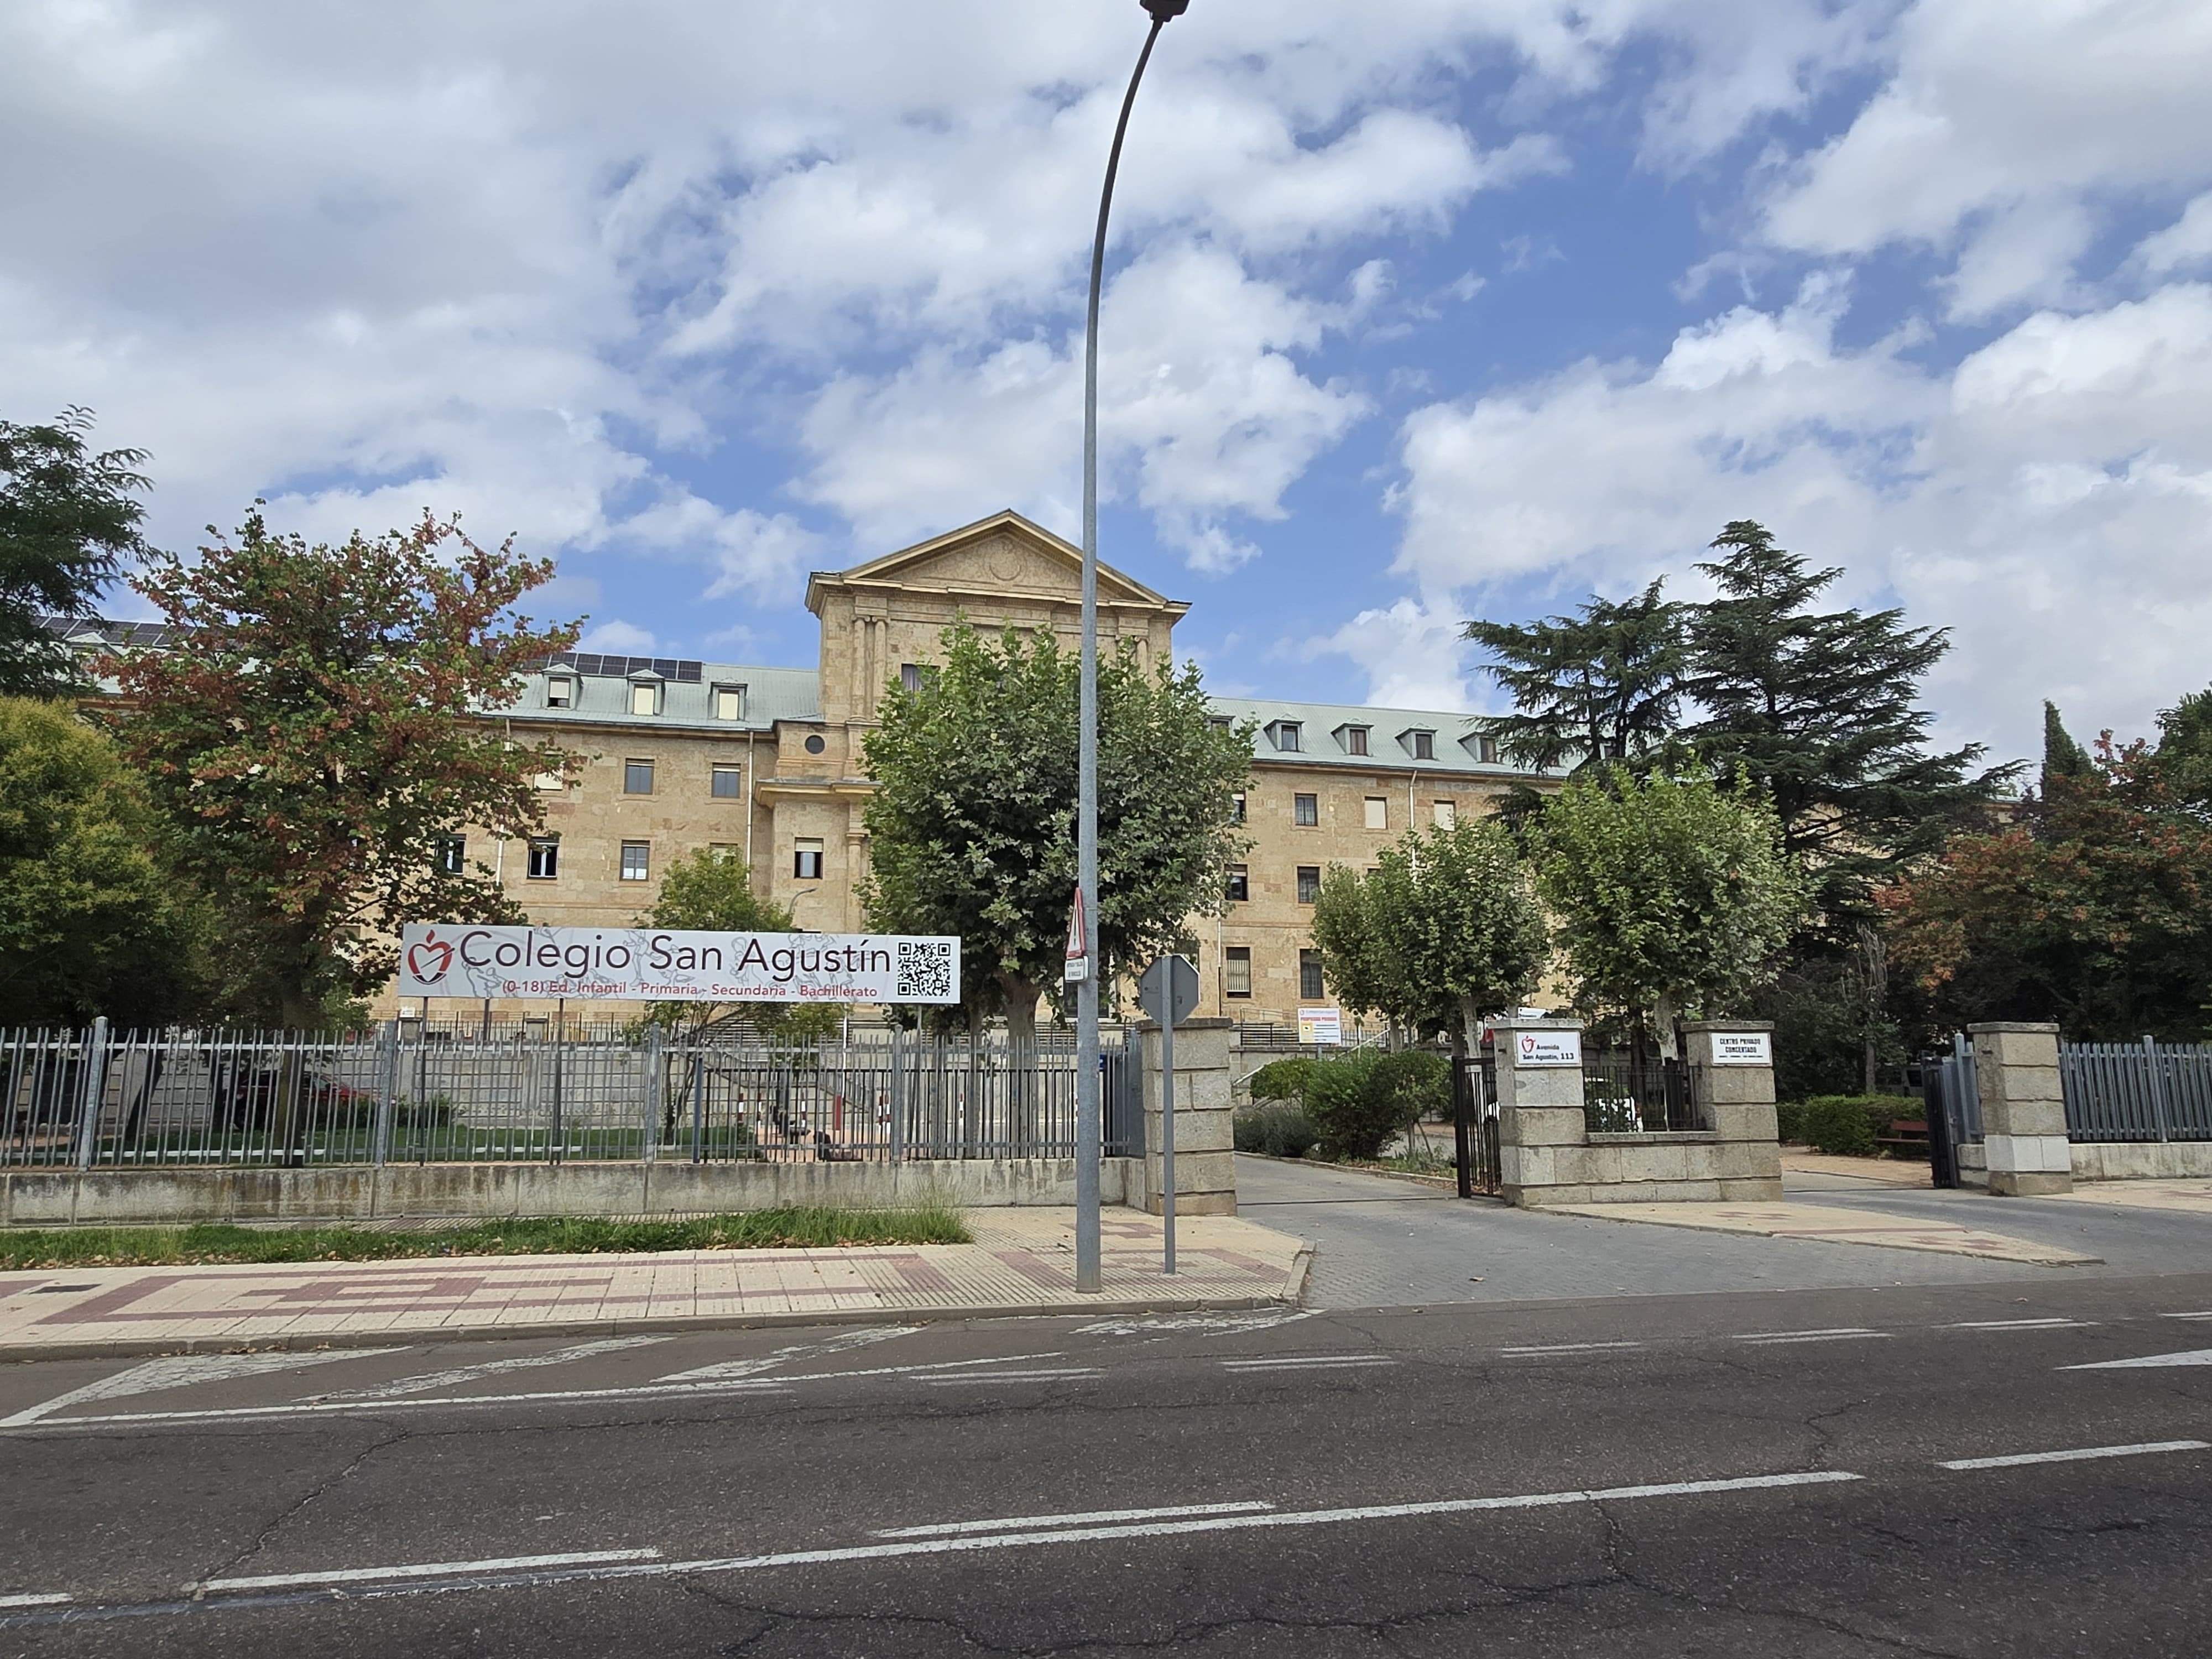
[1233,1103,1321,1159]
[1778,1094,1924,1157]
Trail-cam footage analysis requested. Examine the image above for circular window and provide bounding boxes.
[804,734,826,754]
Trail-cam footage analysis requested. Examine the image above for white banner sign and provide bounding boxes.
[1708,1031,1773,1067]
[1297,1008,1343,1046]
[398,925,960,1004]
[1513,1029,1583,1068]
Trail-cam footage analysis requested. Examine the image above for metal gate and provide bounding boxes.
[1453,1052,1501,1198]
[1920,1032,1983,1190]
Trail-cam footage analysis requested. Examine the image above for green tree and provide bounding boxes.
[1687,521,2011,924]
[0,697,208,1027]
[1530,767,1805,1057]
[101,507,581,1029]
[0,409,152,698]
[1311,819,1548,1062]
[859,621,1250,1050]
[2155,686,2212,813]
[1464,582,1688,829]
[2043,701,2094,791]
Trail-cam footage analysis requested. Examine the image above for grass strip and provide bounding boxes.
[0,1204,971,1269]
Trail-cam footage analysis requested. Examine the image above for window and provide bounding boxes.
[1208,715,1233,731]
[534,765,566,791]
[624,758,654,795]
[545,676,573,709]
[1296,865,1321,904]
[629,679,664,717]
[1293,793,1318,827]
[1478,735,1499,765]
[620,841,651,883]
[1277,722,1302,753]
[1363,796,1387,831]
[713,684,745,721]
[1433,800,1457,830]
[1410,729,1434,760]
[1300,950,1325,1001]
[711,764,742,799]
[1227,864,1249,902]
[900,662,923,693]
[794,838,825,880]
[432,834,465,875]
[1230,792,1246,824]
[1345,726,1369,756]
[803,733,826,755]
[526,837,560,880]
[708,842,740,862]
[1224,947,1253,999]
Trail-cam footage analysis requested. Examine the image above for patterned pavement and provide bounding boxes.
[0,1209,1307,1360]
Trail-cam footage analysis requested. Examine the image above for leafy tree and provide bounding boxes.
[632,849,842,1043]
[1310,818,1548,1062]
[101,507,581,1029]
[2155,686,2212,813]
[0,409,152,698]
[1530,767,1804,1057]
[0,697,210,1027]
[1882,733,2212,1039]
[860,621,1250,1051]
[1464,582,1688,824]
[1686,521,2011,924]
[2043,701,2094,790]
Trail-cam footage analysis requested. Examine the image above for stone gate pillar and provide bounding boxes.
[1969,1022,2073,1196]
[1680,1020,1785,1201]
[1495,1016,1588,1208]
[1137,1018,1237,1216]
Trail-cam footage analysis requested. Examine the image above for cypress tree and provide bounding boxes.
[2042,701,2094,794]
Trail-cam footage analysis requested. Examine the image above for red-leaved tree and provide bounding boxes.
[102,507,581,1027]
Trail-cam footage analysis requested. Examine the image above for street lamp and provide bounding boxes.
[1074,0,1189,1295]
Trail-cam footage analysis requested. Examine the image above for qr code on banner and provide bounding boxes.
[896,938,955,1000]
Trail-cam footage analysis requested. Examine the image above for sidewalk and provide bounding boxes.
[0,1209,1309,1361]
[1542,1199,2099,1265]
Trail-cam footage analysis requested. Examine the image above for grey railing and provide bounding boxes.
[2062,1037,2212,1143]
[2,1025,1143,1170]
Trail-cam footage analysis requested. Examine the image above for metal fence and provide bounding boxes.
[1580,1052,1702,1133]
[2,1022,1145,1170]
[2062,1037,2212,1143]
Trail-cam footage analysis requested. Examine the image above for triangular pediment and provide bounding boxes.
[808,510,1175,614]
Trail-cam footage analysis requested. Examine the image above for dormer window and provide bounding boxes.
[1337,724,1370,757]
[545,676,573,709]
[1269,720,1302,753]
[629,673,664,717]
[713,684,745,721]
[1400,727,1434,760]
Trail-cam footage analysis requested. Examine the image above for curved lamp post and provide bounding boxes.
[1075,0,1190,1294]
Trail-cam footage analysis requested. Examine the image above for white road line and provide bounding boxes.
[317,1337,675,1401]
[656,1326,921,1384]
[196,1548,662,1593]
[1219,1355,1396,1370]
[1939,1440,2209,1472]
[1076,1312,1310,1337]
[2159,1312,2212,1321]
[2064,1348,2212,1371]
[0,1594,70,1609]
[1945,1318,2093,1331]
[178,1471,1865,1604]
[0,1349,404,1429]
[874,1502,1273,1538]
[916,1369,1099,1385]
[9,1351,1070,1430]
[1736,1329,1891,1346]
[1498,1342,1642,1357]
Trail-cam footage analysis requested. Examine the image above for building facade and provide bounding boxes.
[435,510,1536,1027]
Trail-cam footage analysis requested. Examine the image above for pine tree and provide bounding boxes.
[1463,581,1687,778]
[0,409,151,697]
[1687,521,2011,926]
[2043,702,2094,792]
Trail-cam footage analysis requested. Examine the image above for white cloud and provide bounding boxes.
[2135,193,2212,276]
[578,620,656,654]
[1307,599,1475,715]
[1386,278,2212,760]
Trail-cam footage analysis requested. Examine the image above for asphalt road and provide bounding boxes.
[6,1262,2212,1656]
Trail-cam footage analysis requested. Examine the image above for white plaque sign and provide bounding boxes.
[397,925,960,1004]
[1297,1008,1343,1046]
[1513,1029,1583,1068]
[1709,1031,1773,1067]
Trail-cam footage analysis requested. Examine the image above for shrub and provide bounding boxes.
[1775,1100,1805,1144]
[1234,1104,1320,1159]
[1246,1058,1318,1103]
[1301,1051,1451,1161]
[1791,1094,1922,1156]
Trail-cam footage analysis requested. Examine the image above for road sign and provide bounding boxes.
[1136,955,1199,1028]
[1063,890,1088,984]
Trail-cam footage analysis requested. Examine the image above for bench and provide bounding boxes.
[1876,1117,1931,1158]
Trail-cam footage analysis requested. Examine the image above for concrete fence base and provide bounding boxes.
[1,1157,1146,1229]
[2069,1141,2212,1181]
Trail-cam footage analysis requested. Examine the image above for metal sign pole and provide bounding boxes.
[1161,1007,1176,1275]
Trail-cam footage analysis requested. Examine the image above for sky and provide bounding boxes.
[6,0,2211,769]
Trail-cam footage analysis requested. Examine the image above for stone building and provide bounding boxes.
[423,510,1540,1026]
